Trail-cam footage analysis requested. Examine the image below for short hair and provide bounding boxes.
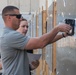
[2,6,19,20]
[22,18,27,21]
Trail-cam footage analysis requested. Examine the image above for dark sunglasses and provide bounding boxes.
[4,14,22,19]
[25,25,29,28]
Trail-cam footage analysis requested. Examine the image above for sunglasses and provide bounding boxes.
[25,25,29,28]
[4,14,22,19]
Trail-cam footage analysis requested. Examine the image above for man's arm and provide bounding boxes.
[50,32,67,43]
[25,24,72,50]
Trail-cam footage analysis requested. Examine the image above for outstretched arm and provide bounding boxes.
[50,32,68,43]
[25,24,72,50]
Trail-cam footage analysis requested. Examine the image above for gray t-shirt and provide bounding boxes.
[0,27,30,75]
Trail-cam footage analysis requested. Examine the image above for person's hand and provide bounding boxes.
[30,60,39,70]
[62,32,70,37]
[57,23,72,34]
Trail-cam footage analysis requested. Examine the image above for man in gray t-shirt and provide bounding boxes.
[1,6,72,75]
[1,27,30,75]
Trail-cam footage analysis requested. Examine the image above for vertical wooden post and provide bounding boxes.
[36,12,38,37]
[45,62,49,75]
[32,14,34,37]
[51,0,57,75]
[42,6,47,75]
[35,11,41,75]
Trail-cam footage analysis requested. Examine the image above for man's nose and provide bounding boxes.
[25,27,28,30]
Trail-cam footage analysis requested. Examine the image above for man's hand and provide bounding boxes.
[57,23,72,33]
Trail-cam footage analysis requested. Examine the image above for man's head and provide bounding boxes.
[2,6,22,30]
[17,18,29,35]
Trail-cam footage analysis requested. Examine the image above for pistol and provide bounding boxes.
[65,19,75,36]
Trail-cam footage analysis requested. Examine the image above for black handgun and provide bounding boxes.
[65,19,75,36]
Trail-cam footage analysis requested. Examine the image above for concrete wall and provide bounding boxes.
[0,0,7,13]
[0,0,53,14]
[0,0,40,14]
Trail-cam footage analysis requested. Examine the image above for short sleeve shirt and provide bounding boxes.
[0,27,30,75]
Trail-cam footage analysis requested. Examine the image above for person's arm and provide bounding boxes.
[24,24,72,50]
[50,32,68,43]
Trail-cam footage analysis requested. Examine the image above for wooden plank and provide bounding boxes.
[42,6,47,75]
[51,1,57,75]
